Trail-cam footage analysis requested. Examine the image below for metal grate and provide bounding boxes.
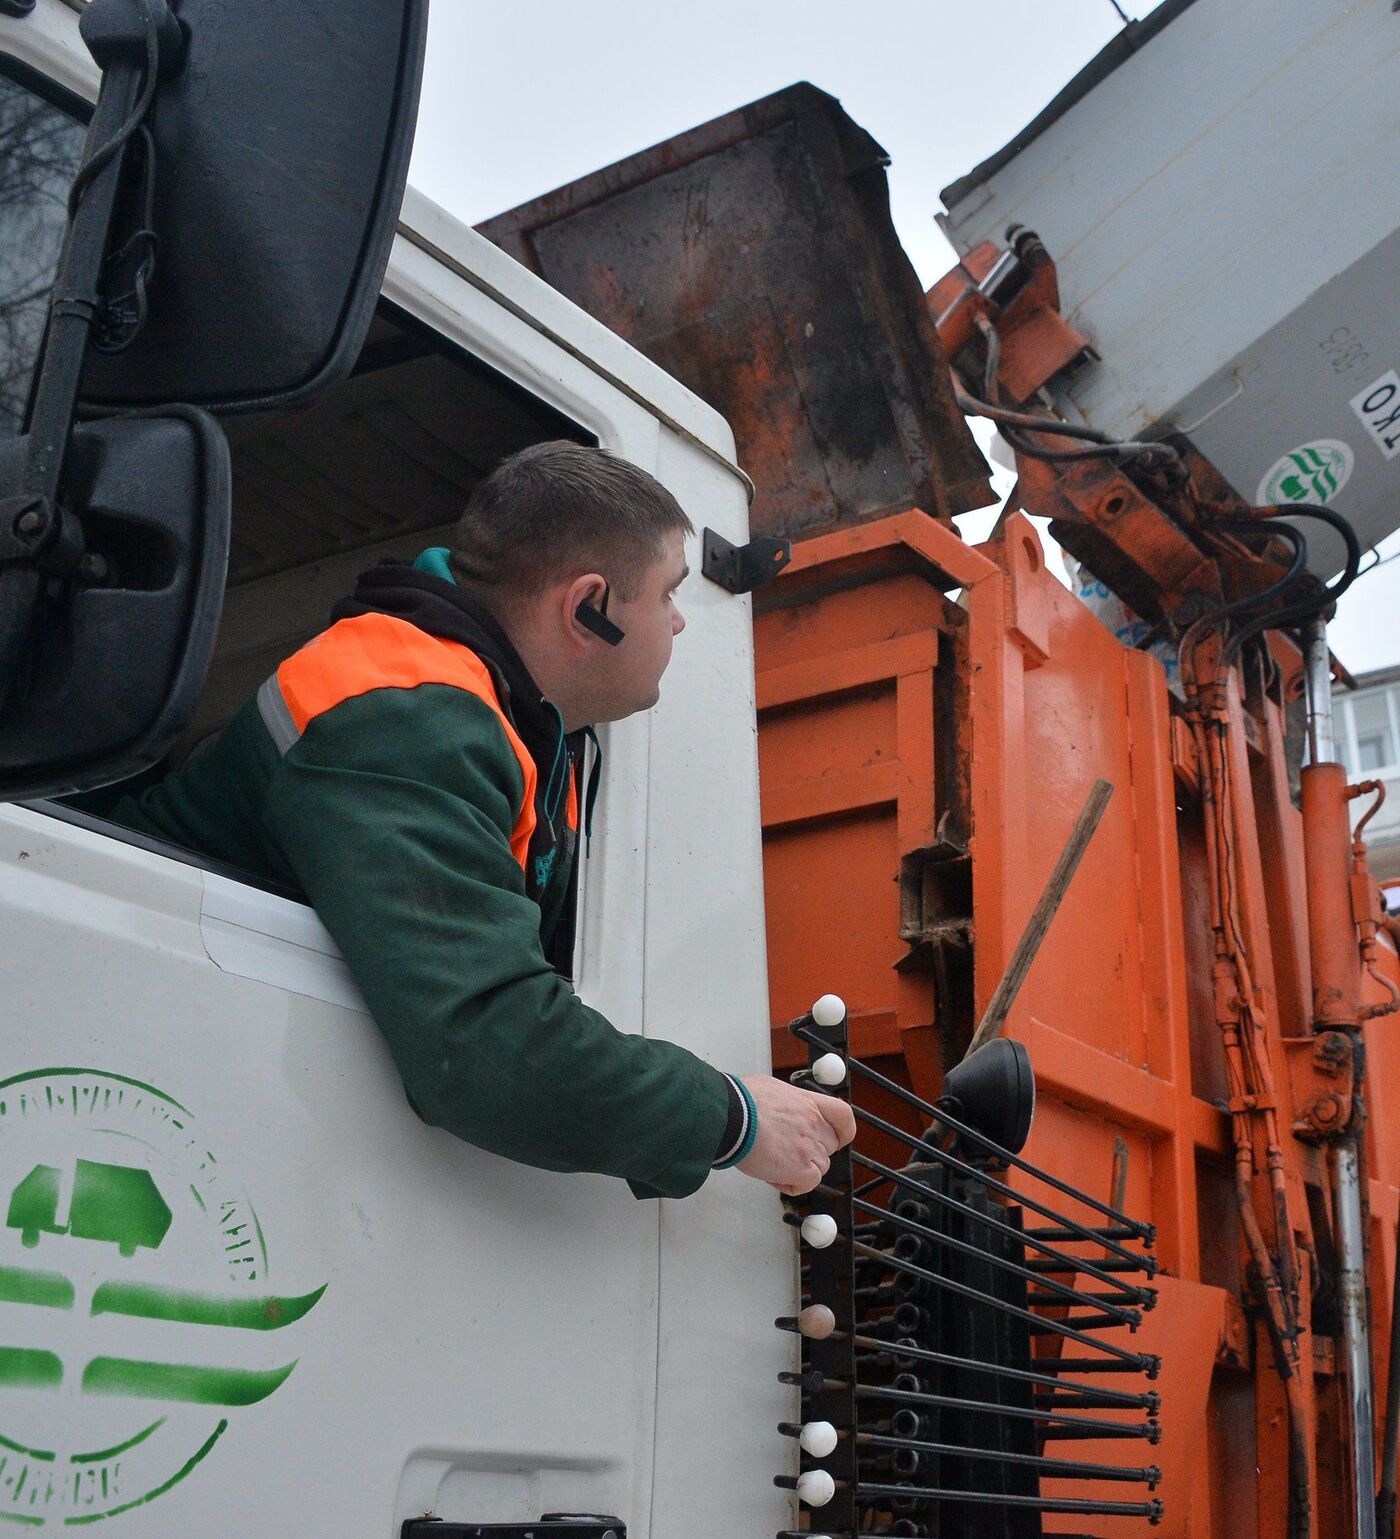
[772,1001,1163,1536]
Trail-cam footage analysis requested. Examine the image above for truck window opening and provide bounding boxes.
[189,300,593,758]
[57,301,592,895]
[1,73,596,931]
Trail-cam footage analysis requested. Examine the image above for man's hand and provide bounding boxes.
[736,1075,856,1195]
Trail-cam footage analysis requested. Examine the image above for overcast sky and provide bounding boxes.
[409,0,1399,676]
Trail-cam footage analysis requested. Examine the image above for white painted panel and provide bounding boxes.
[0,803,660,1536]
[199,872,367,1013]
[644,430,797,1538]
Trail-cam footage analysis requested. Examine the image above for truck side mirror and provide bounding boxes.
[79,0,429,415]
[0,0,428,802]
[0,412,228,800]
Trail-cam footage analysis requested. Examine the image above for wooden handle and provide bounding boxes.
[963,778,1115,1058]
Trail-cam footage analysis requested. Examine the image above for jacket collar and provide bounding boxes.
[330,556,563,778]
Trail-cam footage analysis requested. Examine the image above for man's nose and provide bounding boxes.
[673,606,686,636]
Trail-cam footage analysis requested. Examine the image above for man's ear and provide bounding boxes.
[565,573,625,647]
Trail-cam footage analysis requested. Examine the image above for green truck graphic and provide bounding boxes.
[0,1069,327,1524]
[7,1160,172,1257]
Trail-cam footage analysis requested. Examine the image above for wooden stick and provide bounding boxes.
[963,778,1115,1058]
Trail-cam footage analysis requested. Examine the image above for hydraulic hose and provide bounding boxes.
[1203,516,1309,625]
[1225,503,1363,663]
[959,315,1182,471]
[1378,1208,1400,1538]
[1184,632,1312,1538]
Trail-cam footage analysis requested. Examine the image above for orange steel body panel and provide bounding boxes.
[754,507,1400,1537]
[470,84,1395,1531]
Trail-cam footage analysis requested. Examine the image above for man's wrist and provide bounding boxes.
[713,1073,759,1169]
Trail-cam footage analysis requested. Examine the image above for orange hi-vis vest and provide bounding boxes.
[256,612,578,875]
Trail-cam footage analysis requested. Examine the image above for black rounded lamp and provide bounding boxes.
[935,1038,1036,1155]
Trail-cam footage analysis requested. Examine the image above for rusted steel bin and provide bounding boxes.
[478,81,989,541]
[479,76,991,1134]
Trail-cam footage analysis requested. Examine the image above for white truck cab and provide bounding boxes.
[0,3,792,1533]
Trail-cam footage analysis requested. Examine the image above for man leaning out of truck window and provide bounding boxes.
[109,442,854,1199]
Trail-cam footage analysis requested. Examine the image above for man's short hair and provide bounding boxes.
[448,441,694,604]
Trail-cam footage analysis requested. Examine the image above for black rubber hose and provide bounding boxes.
[1223,503,1362,663]
[959,386,1117,444]
[1002,420,1171,465]
[1265,502,1364,600]
[1200,516,1308,626]
[954,384,1179,466]
[960,316,1181,469]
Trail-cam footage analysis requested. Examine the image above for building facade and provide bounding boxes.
[1335,663,1400,895]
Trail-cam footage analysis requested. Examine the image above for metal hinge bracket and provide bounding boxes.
[701,526,791,594]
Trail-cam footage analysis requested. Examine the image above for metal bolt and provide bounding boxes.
[1308,1092,1343,1130]
[1171,593,1209,627]
[1314,1031,1351,1072]
[13,507,45,540]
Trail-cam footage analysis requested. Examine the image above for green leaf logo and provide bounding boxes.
[1256,439,1355,507]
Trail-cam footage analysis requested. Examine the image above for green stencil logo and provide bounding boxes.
[0,1070,325,1526]
[1255,438,1355,507]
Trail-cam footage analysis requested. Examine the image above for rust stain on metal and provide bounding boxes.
[479,83,991,540]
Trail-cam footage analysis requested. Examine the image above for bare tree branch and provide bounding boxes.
[0,73,86,433]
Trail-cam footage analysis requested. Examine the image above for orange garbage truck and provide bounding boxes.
[480,20,1400,1535]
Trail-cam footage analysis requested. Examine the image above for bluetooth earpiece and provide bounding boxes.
[575,583,625,646]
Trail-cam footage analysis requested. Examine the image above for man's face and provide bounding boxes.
[593,529,688,721]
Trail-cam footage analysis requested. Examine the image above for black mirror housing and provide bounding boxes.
[0,411,229,799]
[0,0,430,802]
[78,0,429,417]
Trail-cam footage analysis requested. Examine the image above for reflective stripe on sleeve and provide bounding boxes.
[256,614,538,871]
[256,674,301,756]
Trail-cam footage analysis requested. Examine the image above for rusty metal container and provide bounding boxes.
[479,82,989,539]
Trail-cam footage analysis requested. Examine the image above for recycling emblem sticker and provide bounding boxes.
[1255,438,1355,507]
[0,1069,325,1526]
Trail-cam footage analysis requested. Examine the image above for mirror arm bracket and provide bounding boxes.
[0,494,56,568]
[24,0,181,507]
[0,0,181,700]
